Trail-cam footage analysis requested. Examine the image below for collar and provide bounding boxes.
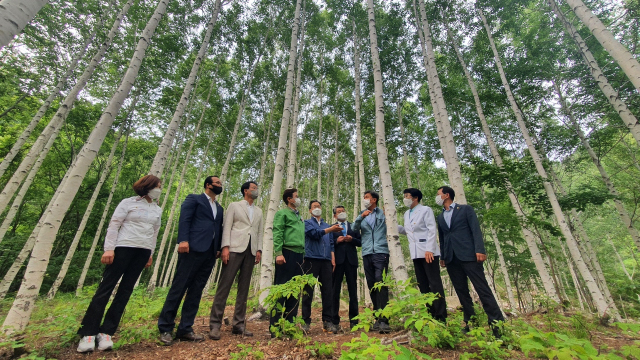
[443,202,457,212]
[314,217,322,224]
[242,199,254,208]
[288,206,299,215]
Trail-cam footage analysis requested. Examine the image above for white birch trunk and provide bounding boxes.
[397,100,412,188]
[565,0,640,93]
[0,0,49,50]
[159,216,178,287]
[353,170,358,221]
[316,76,324,201]
[445,21,559,302]
[257,95,275,207]
[258,0,302,306]
[148,0,222,177]
[2,0,171,334]
[546,0,640,147]
[332,118,339,209]
[479,6,613,319]
[286,0,306,189]
[76,126,129,296]
[353,19,366,209]
[366,0,407,281]
[165,245,179,287]
[160,130,187,210]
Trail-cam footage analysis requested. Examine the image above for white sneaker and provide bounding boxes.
[77,335,95,353]
[97,333,113,351]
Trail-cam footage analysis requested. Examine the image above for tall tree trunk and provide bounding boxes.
[415,0,467,204]
[160,127,188,210]
[258,0,302,307]
[353,19,366,209]
[2,0,171,334]
[445,20,559,302]
[397,100,412,188]
[365,0,407,281]
[159,216,178,287]
[148,0,222,177]
[561,240,585,310]
[0,0,49,50]
[478,7,613,319]
[0,0,131,215]
[316,74,324,201]
[286,0,306,189]
[164,244,179,287]
[47,124,129,299]
[352,170,358,221]
[546,0,640,147]
[257,95,275,207]
[332,117,339,209]
[554,82,640,253]
[565,0,640,93]
[193,130,215,193]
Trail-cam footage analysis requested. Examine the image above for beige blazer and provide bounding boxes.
[221,200,263,256]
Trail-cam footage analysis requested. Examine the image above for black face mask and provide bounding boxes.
[211,185,223,195]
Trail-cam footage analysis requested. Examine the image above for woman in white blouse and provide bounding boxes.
[77,175,162,353]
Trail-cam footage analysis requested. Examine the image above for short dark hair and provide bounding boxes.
[204,175,219,189]
[133,175,161,196]
[438,186,455,201]
[282,188,297,204]
[364,190,379,204]
[241,181,258,196]
[403,188,423,202]
[333,205,345,214]
[309,199,321,209]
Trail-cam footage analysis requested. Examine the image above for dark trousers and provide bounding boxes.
[301,258,333,325]
[413,257,447,322]
[331,262,358,325]
[446,255,504,325]
[363,253,389,324]
[158,249,216,336]
[209,244,255,330]
[269,249,304,330]
[78,247,150,336]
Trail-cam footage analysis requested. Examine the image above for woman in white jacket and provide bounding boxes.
[77,175,162,353]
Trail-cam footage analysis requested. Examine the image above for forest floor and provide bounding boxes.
[0,288,639,359]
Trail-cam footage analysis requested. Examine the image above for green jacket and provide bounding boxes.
[273,207,305,256]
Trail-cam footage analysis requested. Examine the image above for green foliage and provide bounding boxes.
[340,332,436,360]
[263,274,318,340]
[230,342,265,360]
[518,326,606,359]
[306,341,337,358]
[461,326,509,360]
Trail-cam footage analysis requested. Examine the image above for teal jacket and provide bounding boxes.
[352,207,389,256]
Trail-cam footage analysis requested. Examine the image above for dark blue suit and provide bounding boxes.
[158,193,223,336]
[436,204,503,326]
[331,221,361,325]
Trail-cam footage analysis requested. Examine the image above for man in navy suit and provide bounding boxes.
[330,206,361,330]
[158,176,224,345]
[435,186,504,338]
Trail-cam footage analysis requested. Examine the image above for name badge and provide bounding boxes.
[419,239,426,243]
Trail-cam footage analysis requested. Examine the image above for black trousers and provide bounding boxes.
[78,247,150,336]
[331,262,358,325]
[446,255,504,325]
[269,249,305,330]
[157,249,216,336]
[413,257,447,322]
[363,253,389,324]
[301,258,333,325]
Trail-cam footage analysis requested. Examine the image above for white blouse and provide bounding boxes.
[104,196,162,254]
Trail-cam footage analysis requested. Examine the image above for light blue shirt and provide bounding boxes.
[443,202,457,228]
[365,208,377,228]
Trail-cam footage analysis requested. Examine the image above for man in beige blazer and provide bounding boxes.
[209,181,263,339]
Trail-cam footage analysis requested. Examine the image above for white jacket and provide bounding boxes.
[221,200,263,256]
[398,204,439,259]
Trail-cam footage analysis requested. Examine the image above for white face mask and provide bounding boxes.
[403,198,414,208]
[148,188,161,200]
[249,189,259,199]
[362,198,371,209]
[336,212,347,222]
[311,208,322,217]
[293,197,301,208]
[435,194,445,206]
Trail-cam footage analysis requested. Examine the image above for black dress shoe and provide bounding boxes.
[159,332,173,346]
[378,322,391,334]
[491,326,502,339]
[232,328,253,337]
[177,332,204,342]
[209,327,221,340]
[370,321,380,332]
[349,322,358,330]
[462,325,470,335]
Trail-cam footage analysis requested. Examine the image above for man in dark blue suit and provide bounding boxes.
[435,186,504,338]
[158,176,224,345]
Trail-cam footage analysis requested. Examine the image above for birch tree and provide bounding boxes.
[0,0,49,49]
[353,19,366,209]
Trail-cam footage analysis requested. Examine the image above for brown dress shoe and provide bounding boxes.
[232,327,253,337]
[177,332,204,342]
[159,332,173,346]
[209,327,221,340]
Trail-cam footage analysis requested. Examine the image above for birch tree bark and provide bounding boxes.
[397,100,412,188]
[2,0,172,334]
[546,0,640,147]
[445,20,559,302]
[332,117,339,209]
[564,0,640,93]
[353,19,366,209]
[159,216,178,287]
[258,0,302,306]
[365,0,407,281]
[286,0,306,189]
[0,0,49,49]
[478,6,613,319]
[316,75,325,201]
[257,95,275,207]
[0,0,132,215]
[148,0,222,177]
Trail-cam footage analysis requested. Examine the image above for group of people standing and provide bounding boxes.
[75,173,504,353]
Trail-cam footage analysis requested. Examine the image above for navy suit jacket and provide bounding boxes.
[177,193,223,253]
[331,221,361,266]
[436,204,485,264]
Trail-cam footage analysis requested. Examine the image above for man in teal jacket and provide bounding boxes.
[352,190,391,333]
